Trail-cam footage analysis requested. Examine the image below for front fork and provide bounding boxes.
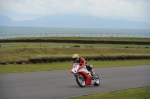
[74,73,83,78]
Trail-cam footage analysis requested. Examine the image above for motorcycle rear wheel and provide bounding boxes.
[75,74,85,87]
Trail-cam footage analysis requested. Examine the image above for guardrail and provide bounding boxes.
[0,33,150,39]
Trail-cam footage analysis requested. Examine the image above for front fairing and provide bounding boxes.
[71,63,80,74]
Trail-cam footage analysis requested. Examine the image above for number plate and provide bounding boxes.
[74,65,77,68]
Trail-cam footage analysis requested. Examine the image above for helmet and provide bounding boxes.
[72,54,79,62]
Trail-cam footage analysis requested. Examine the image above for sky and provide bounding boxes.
[0,0,150,22]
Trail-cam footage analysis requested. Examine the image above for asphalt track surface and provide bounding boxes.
[0,65,150,99]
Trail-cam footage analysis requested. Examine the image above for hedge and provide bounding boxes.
[0,55,150,65]
[0,39,150,45]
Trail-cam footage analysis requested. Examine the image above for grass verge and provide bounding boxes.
[10,37,150,42]
[0,60,150,74]
[1,42,149,48]
[0,46,150,62]
[65,86,150,99]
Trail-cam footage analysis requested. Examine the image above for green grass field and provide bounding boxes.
[0,42,150,62]
[1,37,150,62]
[0,60,150,74]
[0,37,150,73]
[65,86,150,99]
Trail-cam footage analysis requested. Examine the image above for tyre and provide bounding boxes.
[93,73,100,86]
[75,74,85,87]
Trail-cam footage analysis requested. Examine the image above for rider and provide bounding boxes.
[72,54,95,76]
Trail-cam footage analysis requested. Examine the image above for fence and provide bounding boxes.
[0,33,150,39]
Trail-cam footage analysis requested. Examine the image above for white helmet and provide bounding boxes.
[72,54,79,62]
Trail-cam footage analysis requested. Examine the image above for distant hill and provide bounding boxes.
[0,15,150,29]
[0,15,13,26]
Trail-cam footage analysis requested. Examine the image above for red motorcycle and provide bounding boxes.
[71,63,100,87]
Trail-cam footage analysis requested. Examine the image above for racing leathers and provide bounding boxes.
[72,57,95,75]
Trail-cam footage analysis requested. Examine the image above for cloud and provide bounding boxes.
[0,0,150,22]
[88,0,150,22]
[0,0,51,20]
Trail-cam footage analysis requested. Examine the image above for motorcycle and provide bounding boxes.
[70,63,100,87]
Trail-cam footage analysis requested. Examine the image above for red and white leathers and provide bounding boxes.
[72,57,95,75]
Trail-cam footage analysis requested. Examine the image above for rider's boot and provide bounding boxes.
[90,69,95,77]
[88,65,95,76]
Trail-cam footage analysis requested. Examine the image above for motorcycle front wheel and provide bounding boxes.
[75,74,85,87]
